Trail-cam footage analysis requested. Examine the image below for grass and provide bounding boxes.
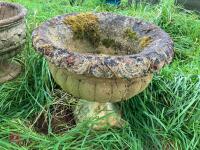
[0,0,200,149]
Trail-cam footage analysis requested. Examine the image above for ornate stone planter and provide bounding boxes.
[0,2,27,83]
[32,13,173,129]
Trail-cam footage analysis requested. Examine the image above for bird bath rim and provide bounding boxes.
[32,12,174,79]
[0,2,27,27]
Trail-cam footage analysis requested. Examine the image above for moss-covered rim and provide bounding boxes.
[32,12,174,79]
[0,2,27,26]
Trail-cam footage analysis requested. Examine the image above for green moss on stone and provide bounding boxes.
[63,13,101,47]
[101,38,116,48]
[123,28,138,41]
[101,38,123,52]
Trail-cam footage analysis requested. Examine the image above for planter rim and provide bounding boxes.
[32,12,174,79]
[0,2,27,26]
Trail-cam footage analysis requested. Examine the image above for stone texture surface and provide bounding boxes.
[0,23,26,59]
[0,2,27,60]
[0,2,27,83]
[0,60,21,83]
[49,62,152,102]
[74,100,125,130]
[32,12,174,79]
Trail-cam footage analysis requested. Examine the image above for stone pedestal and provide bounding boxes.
[0,59,21,83]
[74,100,125,130]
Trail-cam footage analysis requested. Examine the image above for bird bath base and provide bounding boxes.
[74,100,125,130]
[0,60,21,83]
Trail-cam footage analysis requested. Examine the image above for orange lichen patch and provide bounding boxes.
[40,44,54,54]
[139,36,152,48]
[63,13,100,47]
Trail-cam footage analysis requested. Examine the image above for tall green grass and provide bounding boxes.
[0,0,200,149]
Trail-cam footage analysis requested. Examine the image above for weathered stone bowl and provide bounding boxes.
[32,12,173,129]
[0,2,27,83]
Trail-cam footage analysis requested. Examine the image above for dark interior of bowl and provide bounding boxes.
[0,4,19,21]
[45,13,153,56]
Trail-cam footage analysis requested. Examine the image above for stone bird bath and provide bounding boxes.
[0,2,27,83]
[32,13,173,129]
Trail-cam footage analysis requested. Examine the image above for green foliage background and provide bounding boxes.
[0,0,200,149]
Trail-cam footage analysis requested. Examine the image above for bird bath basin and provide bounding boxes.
[0,2,27,83]
[32,12,173,130]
